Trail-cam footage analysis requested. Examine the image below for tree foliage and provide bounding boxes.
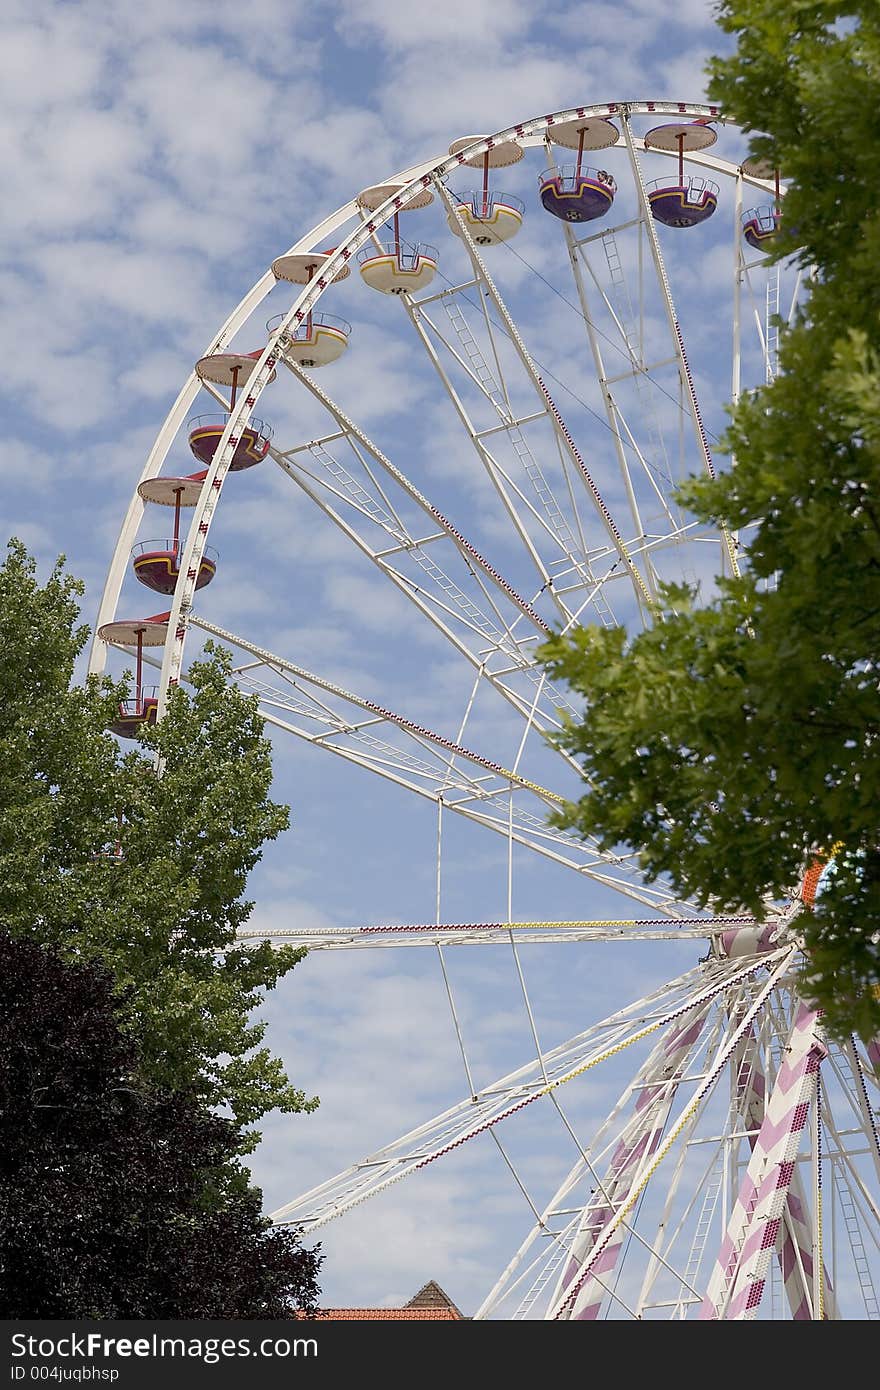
[0,538,315,1136]
[538,3,880,1040]
[0,931,321,1318]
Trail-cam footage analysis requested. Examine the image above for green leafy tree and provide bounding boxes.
[0,538,315,1138]
[538,3,880,1040]
[0,931,321,1318]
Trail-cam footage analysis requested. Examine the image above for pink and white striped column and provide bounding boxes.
[551,1004,708,1320]
[732,1027,835,1319]
[700,1003,827,1319]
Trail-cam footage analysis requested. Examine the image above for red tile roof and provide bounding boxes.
[314,1308,461,1320]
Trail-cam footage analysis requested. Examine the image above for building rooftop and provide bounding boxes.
[314,1280,465,1320]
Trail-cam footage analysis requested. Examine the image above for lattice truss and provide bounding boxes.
[269,945,880,1321]
[179,206,759,915]
[186,612,689,914]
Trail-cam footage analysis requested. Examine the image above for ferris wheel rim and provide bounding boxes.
[88,97,775,685]
[86,97,879,1320]
[90,96,792,923]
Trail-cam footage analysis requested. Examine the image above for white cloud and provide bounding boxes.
[336,0,534,50]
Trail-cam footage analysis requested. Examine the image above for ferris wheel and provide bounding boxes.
[90,99,880,1319]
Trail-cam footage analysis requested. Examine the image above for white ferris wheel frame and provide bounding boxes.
[90,98,787,913]
[88,100,880,1320]
[90,99,781,701]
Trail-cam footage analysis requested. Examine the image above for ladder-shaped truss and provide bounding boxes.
[269,952,785,1233]
[188,613,689,912]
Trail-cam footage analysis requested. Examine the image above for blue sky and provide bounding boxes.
[3,0,811,1317]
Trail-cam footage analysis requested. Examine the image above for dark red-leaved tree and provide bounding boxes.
[0,932,321,1318]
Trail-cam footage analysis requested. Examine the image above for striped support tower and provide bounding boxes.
[733,1029,836,1319]
[551,1003,708,1320]
[700,1003,827,1319]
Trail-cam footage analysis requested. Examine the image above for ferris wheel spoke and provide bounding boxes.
[263,363,606,782]
[276,355,558,633]
[549,989,725,1319]
[400,291,611,629]
[435,180,655,624]
[268,952,787,1232]
[270,442,551,658]
[545,946,797,1319]
[824,1042,880,1175]
[192,617,562,804]
[541,168,677,604]
[620,112,740,582]
[235,918,748,950]
[821,1049,880,1231]
[814,1093,880,1317]
[271,424,544,651]
[121,620,685,909]
[254,702,676,905]
[481,959,870,1321]
[556,212,713,563]
[482,992,726,1320]
[191,614,687,909]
